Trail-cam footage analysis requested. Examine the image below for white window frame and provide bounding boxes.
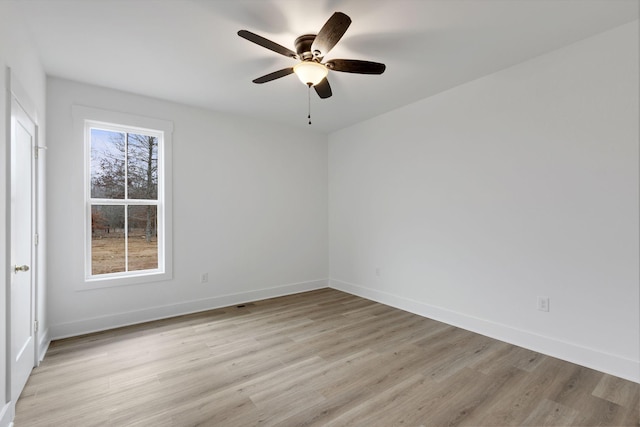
[74,105,173,289]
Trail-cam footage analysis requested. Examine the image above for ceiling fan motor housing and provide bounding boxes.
[295,34,319,61]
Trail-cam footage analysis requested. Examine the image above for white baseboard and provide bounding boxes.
[38,328,50,363]
[51,279,328,340]
[330,279,640,383]
[0,401,13,427]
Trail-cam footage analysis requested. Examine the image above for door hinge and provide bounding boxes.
[34,233,39,246]
[34,320,39,333]
[35,145,47,159]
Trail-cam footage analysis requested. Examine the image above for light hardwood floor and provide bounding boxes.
[15,288,640,426]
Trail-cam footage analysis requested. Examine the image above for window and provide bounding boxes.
[75,106,172,288]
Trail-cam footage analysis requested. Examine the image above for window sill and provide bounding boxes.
[79,269,172,291]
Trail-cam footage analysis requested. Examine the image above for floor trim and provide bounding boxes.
[38,328,50,363]
[330,278,640,383]
[0,401,13,427]
[50,279,328,339]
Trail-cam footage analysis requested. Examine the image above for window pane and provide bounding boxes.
[91,129,125,199]
[91,205,125,274]
[127,133,158,200]
[128,205,158,271]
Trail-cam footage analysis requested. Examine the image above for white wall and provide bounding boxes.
[0,2,47,426]
[46,77,328,338]
[328,22,639,382]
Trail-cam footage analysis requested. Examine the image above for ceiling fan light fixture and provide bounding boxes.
[293,61,328,86]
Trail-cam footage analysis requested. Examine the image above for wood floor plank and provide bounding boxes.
[593,373,640,408]
[521,398,579,426]
[14,289,640,426]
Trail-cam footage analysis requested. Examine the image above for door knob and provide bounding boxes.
[14,265,29,273]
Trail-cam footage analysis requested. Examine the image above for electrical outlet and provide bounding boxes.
[537,296,549,312]
[201,273,209,283]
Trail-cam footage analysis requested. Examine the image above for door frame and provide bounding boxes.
[5,68,40,408]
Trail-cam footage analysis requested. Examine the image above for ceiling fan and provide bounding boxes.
[238,12,386,100]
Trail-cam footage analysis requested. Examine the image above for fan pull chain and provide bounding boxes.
[307,83,312,125]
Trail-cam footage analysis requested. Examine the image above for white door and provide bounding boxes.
[10,95,36,401]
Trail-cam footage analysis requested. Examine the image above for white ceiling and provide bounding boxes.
[15,0,639,133]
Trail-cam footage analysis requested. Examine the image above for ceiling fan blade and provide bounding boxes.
[314,78,332,99]
[252,67,294,84]
[238,30,297,59]
[326,59,386,74]
[311,12,351,58]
